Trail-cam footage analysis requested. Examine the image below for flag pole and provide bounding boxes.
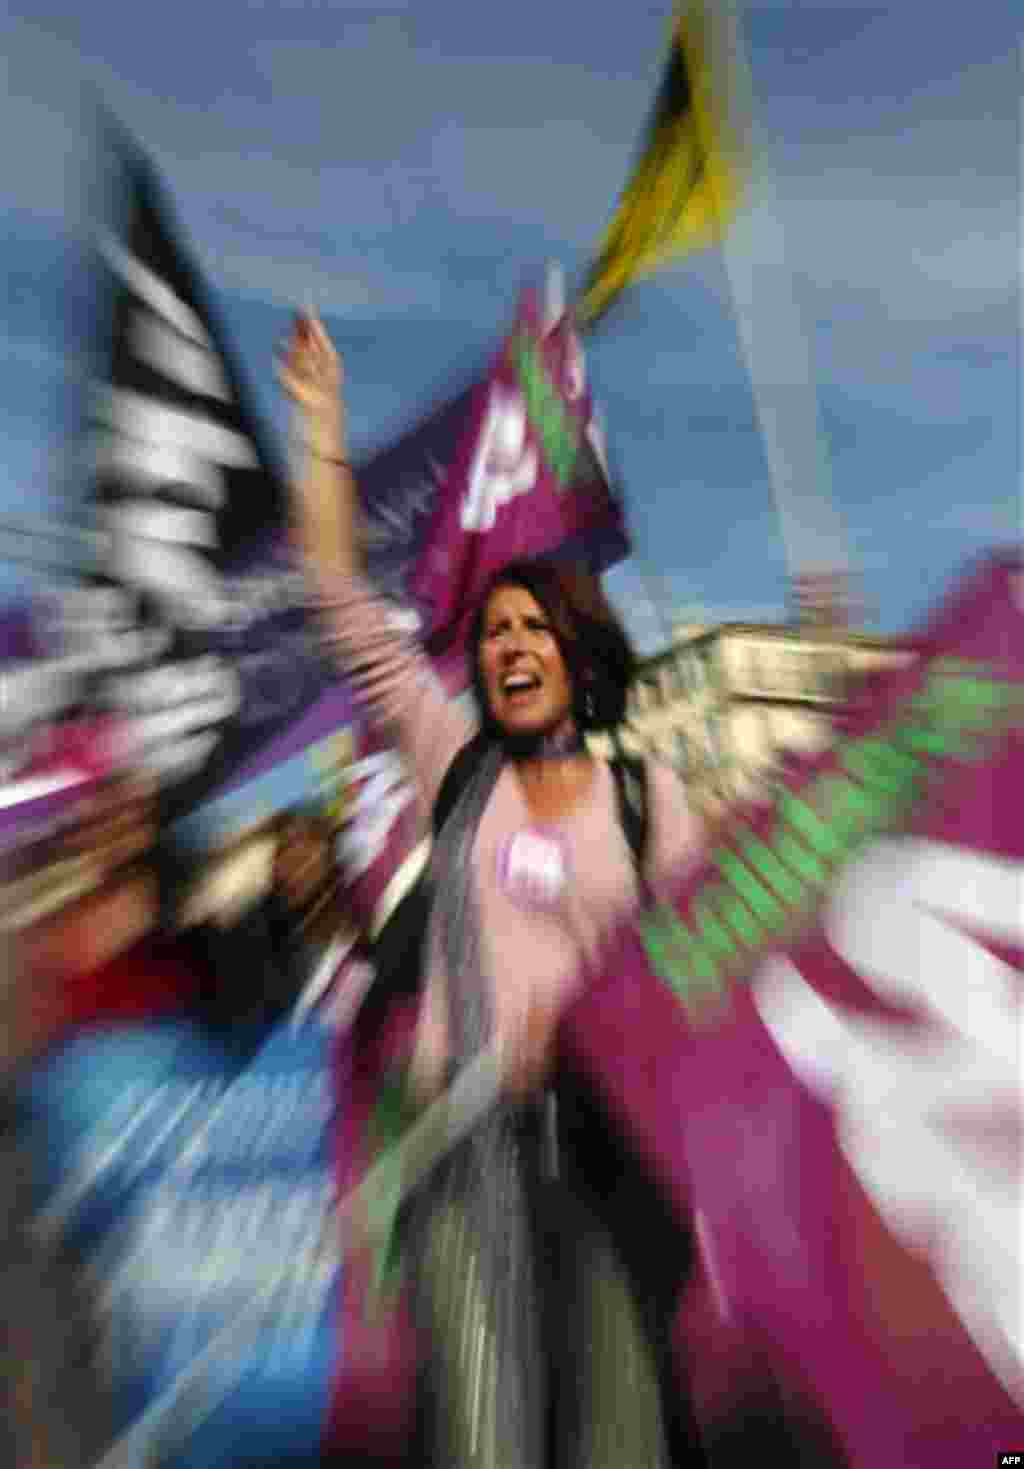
[711,0,855,621]
[574,0,857,628]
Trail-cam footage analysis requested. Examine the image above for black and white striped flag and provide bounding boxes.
[86,118,332,824]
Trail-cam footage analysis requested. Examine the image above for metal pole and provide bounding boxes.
[715,0,854,600]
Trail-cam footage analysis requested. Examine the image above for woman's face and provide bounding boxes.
[478,584,574,738]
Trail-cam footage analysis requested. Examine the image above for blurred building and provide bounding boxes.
[593,611,912,822]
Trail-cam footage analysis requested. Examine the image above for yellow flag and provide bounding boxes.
[577,1,744,328]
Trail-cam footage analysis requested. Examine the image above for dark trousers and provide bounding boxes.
[406,1081,705,1469]
[553,1074,849,1469]
[551,1071,705,1469]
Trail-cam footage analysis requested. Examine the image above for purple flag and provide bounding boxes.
[565,549,1024,1465]
[406,289,627,675]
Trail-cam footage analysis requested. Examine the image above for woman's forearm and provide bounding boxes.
[278,314,359,582]
[293,402,359,581]
[279,312,474,798]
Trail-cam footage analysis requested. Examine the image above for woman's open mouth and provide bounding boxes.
[501,672,541,705]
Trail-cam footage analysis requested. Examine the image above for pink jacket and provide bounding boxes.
[320,574,703,1091]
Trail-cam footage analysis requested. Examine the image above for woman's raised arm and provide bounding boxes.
[278,313,472,806]
[278,312,358,581]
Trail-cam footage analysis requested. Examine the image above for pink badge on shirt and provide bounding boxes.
[497,827,571,911]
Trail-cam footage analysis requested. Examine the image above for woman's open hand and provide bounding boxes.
[277,312,346,433]
[279,310,356,573]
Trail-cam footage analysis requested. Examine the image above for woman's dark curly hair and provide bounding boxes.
[468,557,637,737]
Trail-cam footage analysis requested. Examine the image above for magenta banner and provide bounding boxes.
[564,549,1023,1465]
[409,290,627,669]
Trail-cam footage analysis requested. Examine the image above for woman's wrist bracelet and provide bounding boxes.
[310,449,354,470]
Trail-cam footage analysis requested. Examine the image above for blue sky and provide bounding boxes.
[1,0,1019,653]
